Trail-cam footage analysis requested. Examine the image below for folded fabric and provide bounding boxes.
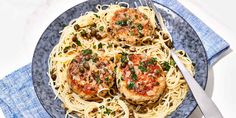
[0,64,50,118]
[0,0,230,118]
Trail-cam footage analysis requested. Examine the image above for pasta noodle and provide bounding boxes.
[48,3,194,118]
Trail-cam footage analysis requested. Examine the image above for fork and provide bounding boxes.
[134,0,223,118]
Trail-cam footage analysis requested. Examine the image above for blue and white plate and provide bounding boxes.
[32,0,208,117]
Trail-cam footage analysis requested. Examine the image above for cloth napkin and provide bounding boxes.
[0,0,230,118]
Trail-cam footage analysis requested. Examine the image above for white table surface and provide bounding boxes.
[1,0,236,117]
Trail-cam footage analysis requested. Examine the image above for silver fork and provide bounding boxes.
[135,0,223,118]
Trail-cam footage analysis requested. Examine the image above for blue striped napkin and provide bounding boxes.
[0,0,229,117]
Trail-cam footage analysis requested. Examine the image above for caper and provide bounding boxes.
[165,40,173,48]
[120,62,127,68]
[74,24,80,31]
[51,74,57,81]
[110,57,114,62]
[79,66,85,73]
[122,45,130,49]
[72,35,78,42]
[92,71,100,78]
[154,34,159,39]
[107,27,112,32]
[72,44,76,48]
[90,27,97,36]
[163,33,169,40]
[80,30,87,37]
[83,62,90,70]
[95,33,102,40]
[92,53,99,62]
[86,33,91,39]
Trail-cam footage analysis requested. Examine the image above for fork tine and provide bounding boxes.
[138,0,143,6]
[134,1,139,8]
[145,0,167,31]
[142,0,149,6]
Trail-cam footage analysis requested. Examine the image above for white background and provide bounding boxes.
[0,0,236,117]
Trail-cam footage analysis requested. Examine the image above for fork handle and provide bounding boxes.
[171,50,223,118]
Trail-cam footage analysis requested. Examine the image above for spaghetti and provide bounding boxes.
[48,3,194,118]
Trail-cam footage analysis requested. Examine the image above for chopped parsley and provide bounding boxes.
[98,43,103,49]
[82,49,92,55]
[72,38,81,46]
[104,108,113,115]
[114,67,117,73]
[99,105,105,109]
[94,14,100,18]
[115,20,128,26]
[127,82,135,89]
[129,66,135,72]
[63,46,71,53]
[152,57,157,62]
[131,72,137,80]
[138,65,147,72]
[93,45,96,49]
[99,26,104,31]
[96,77,101,84]
[137,23,143,30]
[162,61,170,71]
[107,43,113,48]
[170,59,176,66]
[80,29,87,37]
[118,79,121,84]
[121,55,128,63]
[155,70,161,74]
[147,57,157,65]
[120,76,124,81]
[105,77,109,82]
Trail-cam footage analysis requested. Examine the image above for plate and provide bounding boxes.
[32,0,208,117]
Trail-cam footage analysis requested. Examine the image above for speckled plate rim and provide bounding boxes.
[32,1,209,117]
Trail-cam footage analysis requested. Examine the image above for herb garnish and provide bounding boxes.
[105,77,109,82]
[128,82,135,89]
[99,105,105,109]
[82,49,92,55]
[115,20,128,26]
[162,61,170,71]
[94,14,100,18]
[155,70,161,74]
[72,38,81,46]
[96,77,101,84]
[98,43,103,49]
[104,108,112,115]
[63,46,71,53]
[137,23,143,30]
[170,59,176,66]
[138,65,147,72]
[99,26,104,31]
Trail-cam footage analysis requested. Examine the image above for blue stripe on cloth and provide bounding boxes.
[0,0,230,117]
[0,64,50,118]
